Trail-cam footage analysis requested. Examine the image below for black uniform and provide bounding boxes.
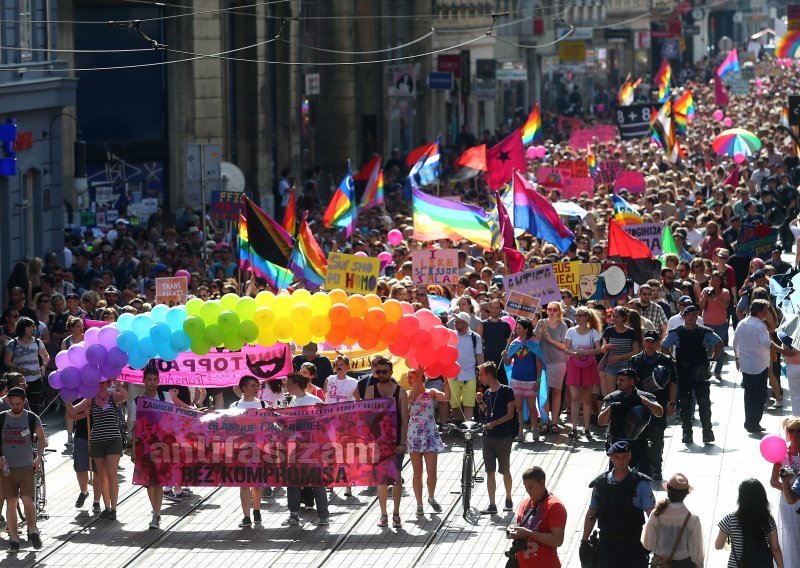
[601,389,658,476]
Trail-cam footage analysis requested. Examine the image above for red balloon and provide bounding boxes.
[398,314,420,336]
[438,345,459,365]
[379,322,400,344]
[417,347,438,367]
[405,352,419,369]
[443,362,461,379]
[447,330,459,347]
[400,301,414,315]
[430,325,451,347]
[416,309,440,330]
[411,329,431,352]
[388,336,411,356]
[425,362,445,378]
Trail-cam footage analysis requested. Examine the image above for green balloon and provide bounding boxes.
[183,315,205,338]
[191,339,211,356]
[204,324,223,346]
[200,301,222,325]
[236,296,258,320]
[218,310,240,332]
[238,320,259,343]
[224,336,245,352]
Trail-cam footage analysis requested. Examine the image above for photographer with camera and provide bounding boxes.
[505,466,566,568]
[772,417,800,566]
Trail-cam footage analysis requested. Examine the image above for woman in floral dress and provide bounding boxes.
[406,367,450,516]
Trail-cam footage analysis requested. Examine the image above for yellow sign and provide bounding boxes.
[325,252,380,294]
[552,261,581,296]
[559,40,587,63]
[294,345,412,388]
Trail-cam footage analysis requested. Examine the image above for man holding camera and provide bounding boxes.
[505,466,566,568]
[581,441,655,568]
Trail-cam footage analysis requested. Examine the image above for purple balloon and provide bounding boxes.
[106,347,129,369]
[100,363,121,380]
[78,382,99,399]
[80,365,102,386]
[85,344,108,367]
[84,327,101,346]
[98,326,119,350]
[67,344,88,368]
[60,388,80,402]
[61,367,81,390]
[55,351,71,370]
[48,370,63,390]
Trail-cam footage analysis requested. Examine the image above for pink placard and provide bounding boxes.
[569,125,618,149]
[537,167,571,188]
[562,177,595,199]
[613,171,647,193]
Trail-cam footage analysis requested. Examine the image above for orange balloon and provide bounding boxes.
[326,325,347,346]
[342,335,358,347]
[379,322,400,344]
[328,289,348,305]
[359,328,380,350]
[347,295,368,319]
[383,299,403,323]
[364,307,387,329]
[365,294,382,309]
[345,317,365,339]
[329,303,351,326]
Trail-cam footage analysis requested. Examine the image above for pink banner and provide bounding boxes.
[120,344,291,387]
[132,398,401,487]
[613,171,647,193]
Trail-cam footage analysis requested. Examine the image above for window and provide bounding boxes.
[19,0,33,62]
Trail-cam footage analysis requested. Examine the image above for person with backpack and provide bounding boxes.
[475,361,515,516]
[642,473,704,568]
[2,317,49,414]
[715,478,783,568]
[229,375,267,527]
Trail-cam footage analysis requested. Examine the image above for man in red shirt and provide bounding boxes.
[506,466,567,568]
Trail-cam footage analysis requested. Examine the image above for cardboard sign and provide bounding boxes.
[569,125,617,149]
[502,264,560,303]
[209,191,253,222]
[597,160,622,184]
[326,252,380,294]
[553,261,582,296]
[623,223,664,255]
[155,277,188,307]
[537,167,571,188]
[562,177,595,199]
[613,171,647,193]
[735,223,779,259]
[722,72,750,96]
[505,291,541,319]
[411,249,459,286]
[559,159,590,179]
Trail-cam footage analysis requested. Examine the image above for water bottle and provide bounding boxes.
[1,456,10,477]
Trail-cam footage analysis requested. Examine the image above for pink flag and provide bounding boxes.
[714,73,729,107]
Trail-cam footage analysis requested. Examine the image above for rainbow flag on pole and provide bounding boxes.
[413,187,492,248]
[654,58,672,103]
[238,210,294,291]
[289,214,327,289]
[282,186,296,233]
[521,102,543,145]
[357,156,384,211]
[323,163,356,237]
[673,89,694,135]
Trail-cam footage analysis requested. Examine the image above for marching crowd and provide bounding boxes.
[2,58,800,567]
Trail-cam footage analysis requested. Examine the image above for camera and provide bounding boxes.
[504,538,527,558]
[780,467,799,478]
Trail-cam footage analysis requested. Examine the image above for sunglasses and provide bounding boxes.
[373,369,391,375]
[547,308,559,312]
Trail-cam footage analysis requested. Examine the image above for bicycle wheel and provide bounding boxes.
[461,451,473,514]
[35,462,46,516]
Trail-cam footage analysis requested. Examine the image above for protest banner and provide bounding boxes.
[735,223,779,259]
[503,264,560,303]
[613,171,647,193]
[569,125,617,149]
[210,191,253,222]
[623,223,664,255]
[505,291,541,318]
[155,277,188,307]
[557,115,584,131]
[132,398,400,488]
[578,263,629,303]
[597,160,622,184]
[411,249,458,286]
[553,261,581,296]
[120,344,291,387]
[536,167,571,188]
[326,252,380,293]
[559,159,590,179]
[562,176,595,199]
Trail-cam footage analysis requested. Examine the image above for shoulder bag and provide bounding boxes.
[650,511,691,568]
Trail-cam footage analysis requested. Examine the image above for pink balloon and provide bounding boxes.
[502,315,516,329]
[175,269,191,283]
[354,251,368,257]
[387,229,403,246]
[760,434,788,464]
[400,301,415,315]
[723,117,733,127]
[712,109,724,121]
[378,251,393,265]
[535,146,547,159]
[734,154,746,164]
[83,327,101,345]
[416,309,440,330]
[526,146,538,160]
[429,325,451,347]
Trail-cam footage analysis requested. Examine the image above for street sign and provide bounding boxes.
[305,73,320,95]
[684,25,700,36]
[428,72,454,90]
[437,54,461,77]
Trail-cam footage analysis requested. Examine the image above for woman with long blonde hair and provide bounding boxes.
[564,307,603,439]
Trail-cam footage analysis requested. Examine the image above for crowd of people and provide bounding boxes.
[1,54,800,566]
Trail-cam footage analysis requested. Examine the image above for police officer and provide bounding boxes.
[598,368,663,476]
[628,330,677,481]
[661,304,722,445]
[581,441,655,568]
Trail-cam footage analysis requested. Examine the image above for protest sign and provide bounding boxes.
[132,398,400,488]
[613,171,647,193]
[120,344,291,387]
[210,191,253,222]
[735,223,779,259]
[562,176,595,199]
[559,159,590,179]
[155,277,188,307]
[503,264,560,303]
[553,261,581,296]
[597,160,622,184]
[623,223,664,255]
[326,252,380,293]
[569,125,617,148]
[536,167,571,188]
[505,291,541,318]
[411,249,459,286]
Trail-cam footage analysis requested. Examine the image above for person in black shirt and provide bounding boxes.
[292,343,333,390]
[480,299,512,384]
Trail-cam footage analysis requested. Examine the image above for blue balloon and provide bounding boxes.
[131,315,153,339]
[165,306,188,332]
[159,347,179,362]
[150,322,172,345]
[138,337,158,359]
[127,353,148,370]
[117,330,139,353]
[150,304,170,323]
[169,330,192,353]
[117,312,135,333]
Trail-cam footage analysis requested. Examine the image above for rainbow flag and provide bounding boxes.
[290,214,327,289]
[654,58,672,103]
[413,187,492,248]
[521,102,543,145]
[613,194,643,225]
[587,144,598,178]
[673,89,694,135]
[323,164,356,237]
[282,186,296,233]
[238,212,294,291]
[358,156,384,211]
[717,48,740,80]
[618,76,641,106]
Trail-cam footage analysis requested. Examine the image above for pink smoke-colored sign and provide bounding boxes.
[120,344,291,387]
[132,398,401,487]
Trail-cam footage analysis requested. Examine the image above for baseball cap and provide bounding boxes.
[682,305,699,315]
[643,330,660,341]
[616,368,638,380]
[606,440,631,455]
[677,295,693,305]
[750,268,766,280]
[456,312,471,324]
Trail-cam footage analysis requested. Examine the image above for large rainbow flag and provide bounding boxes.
[673,89,694,135]
[412,187,492,248]
[323,165,356,237]
[613,194,643,225]
[238,205,295,291]
[290,214,327,289]
[521,102,543,145]
[654,58,672,103]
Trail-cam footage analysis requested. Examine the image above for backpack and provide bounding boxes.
[0,338,18,375]
[0,409,38,457]
[735,527,774,568]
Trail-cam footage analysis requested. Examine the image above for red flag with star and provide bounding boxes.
[485,129,526,190]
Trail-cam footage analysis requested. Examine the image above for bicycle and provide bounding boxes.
[444,420,484,523]
[17,432,54,525]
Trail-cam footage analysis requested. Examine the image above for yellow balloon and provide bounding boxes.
[292,289,312,305]
[365,294,382,309]
[255,291,275,307]
[383,299,403,323]
[292,326,312,348]
[310,292,332,316]
[254,306,275,328]
[273,294,293,318]
[258,330,277,347]
[221,293,239,311]
[309,315,331,337]
[328,289,348,305]
[291,303,313,322]
[273,317,294,342]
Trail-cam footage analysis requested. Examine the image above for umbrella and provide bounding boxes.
[553,200,588,218]
[712,128,762,157]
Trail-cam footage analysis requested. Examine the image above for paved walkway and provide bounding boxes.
[0,339,793,567]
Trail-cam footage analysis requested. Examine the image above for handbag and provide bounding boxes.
[650,511,691,568]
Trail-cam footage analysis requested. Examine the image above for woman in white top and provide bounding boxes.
[563,307,604,440]
[229,375,265,527]
[324,355,360,404]
[642,473,704,567]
